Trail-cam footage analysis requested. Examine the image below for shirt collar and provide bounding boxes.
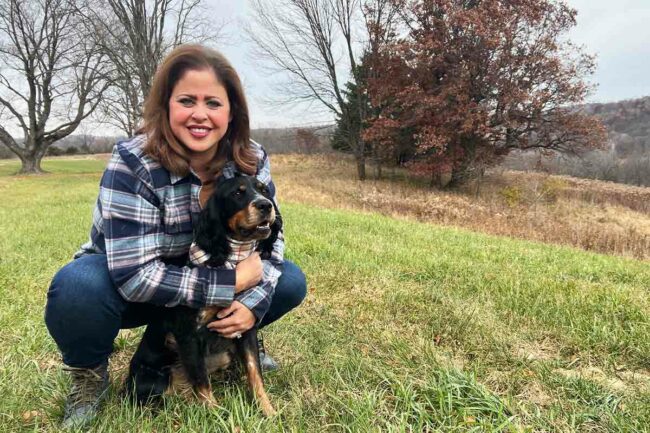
[170,172,186,184]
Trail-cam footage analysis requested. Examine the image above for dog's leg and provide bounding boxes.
[125,319,174,404]
[175,333,218,407]
[237,329,276,417]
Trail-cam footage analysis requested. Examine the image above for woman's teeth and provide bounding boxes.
[189,127,210,137]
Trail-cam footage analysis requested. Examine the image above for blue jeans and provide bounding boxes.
[45,254,307,368]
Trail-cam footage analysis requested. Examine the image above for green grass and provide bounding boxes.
[0,157,649,432]
[0,157,109,176]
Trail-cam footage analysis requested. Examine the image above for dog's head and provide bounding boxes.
[194,174,281,263]
[211,174,276,241]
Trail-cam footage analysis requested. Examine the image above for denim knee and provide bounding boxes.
[280,260,307,309]
[259,260,307,328]
[45,254,126,367]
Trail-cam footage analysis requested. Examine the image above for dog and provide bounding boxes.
[125,174,282,417]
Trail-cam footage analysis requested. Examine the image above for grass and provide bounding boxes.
[0,155,649,432]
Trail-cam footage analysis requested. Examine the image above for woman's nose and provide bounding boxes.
[191,107,207,121]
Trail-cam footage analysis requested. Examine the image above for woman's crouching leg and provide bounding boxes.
[259,260,307,328]
[45,254,127,368]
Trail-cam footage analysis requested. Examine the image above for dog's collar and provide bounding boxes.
[189,237,258,269]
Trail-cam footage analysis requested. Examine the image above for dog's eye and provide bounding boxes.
[234,185,246,196]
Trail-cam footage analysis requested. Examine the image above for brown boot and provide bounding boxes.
[61,362,109,429]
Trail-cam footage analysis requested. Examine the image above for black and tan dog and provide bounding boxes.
[125,174,282,416]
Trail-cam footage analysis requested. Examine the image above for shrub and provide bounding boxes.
[64,146,79,155]
[500,186,523,207]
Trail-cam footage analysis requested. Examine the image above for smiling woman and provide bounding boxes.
[43,44,306,428]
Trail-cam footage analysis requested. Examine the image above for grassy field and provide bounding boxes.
[0,156,649,432]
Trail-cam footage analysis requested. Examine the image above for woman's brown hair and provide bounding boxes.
[142,45,257,177]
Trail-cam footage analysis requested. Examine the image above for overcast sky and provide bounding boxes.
[564,0,650,102]
[211,0,650,129]
[4,1,648,136]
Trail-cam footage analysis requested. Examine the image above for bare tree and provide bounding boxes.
[0,0,110,173]
[79,0,227,136]
[247,0,400,180]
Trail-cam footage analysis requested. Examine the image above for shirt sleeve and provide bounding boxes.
[100,151,236,308]
[235,147,285,323]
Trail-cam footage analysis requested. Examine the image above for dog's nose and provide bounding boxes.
[254,199,272,214]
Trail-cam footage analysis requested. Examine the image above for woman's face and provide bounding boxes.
[169,68,231,158]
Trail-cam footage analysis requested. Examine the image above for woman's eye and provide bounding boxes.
[207,100,221,109]
[179,98,194,106]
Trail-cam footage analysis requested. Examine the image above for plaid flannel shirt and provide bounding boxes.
[75,135,284,322]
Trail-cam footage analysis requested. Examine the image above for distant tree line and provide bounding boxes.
[0,127,332,159]
[584,96,650,157]
[500,96,650,187]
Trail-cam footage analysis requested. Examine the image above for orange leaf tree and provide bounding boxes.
[364,0,606,186]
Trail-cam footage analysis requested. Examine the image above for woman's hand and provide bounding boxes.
[235,252,263,293]
[207,301,255,338]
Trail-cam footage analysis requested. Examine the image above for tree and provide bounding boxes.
[332,55,414,176]
[330,69,366,154]
[0,0,110,173]
[365,0,607,187]
[247,0,401,180]
[79,0,226,136]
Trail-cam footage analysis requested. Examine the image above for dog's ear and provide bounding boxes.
[257,202,282,260]
[194,196,230,266]
[214,174,228,190]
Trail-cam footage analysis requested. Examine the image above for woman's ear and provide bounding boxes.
[194,197,229,265]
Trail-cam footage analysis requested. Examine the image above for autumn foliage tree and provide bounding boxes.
[364,0,607,187]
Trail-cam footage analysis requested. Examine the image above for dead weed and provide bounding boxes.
[273,154,650,260]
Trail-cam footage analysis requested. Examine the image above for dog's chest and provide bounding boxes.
[188,239,257,270]
[222,238,258,269]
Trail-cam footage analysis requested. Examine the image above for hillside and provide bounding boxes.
[0,157,648,432]
[583,96,650,156]
[1,153,648,260]
[271,154,650,260]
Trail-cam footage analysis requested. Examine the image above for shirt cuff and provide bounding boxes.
[196,267,236,307]
[237,293,264,324]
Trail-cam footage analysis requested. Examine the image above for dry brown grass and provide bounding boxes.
[272,153,650,260]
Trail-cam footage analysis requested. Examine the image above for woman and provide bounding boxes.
[45,45,306,429]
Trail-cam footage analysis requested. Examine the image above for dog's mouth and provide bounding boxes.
[237,218,273,240]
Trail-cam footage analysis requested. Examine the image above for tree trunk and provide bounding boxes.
[356,155,366,180]
[431,168,452,188]
[18,154,45,174]
[374,158,382,179]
